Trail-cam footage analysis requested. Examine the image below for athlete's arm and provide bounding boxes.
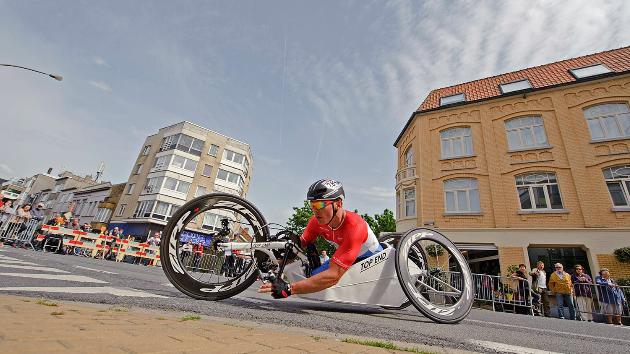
[290,262,346,294]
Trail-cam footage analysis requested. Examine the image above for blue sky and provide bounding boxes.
[1,0,629,224]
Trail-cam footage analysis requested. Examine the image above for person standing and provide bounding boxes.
[548,263,576,320]
[192,242,204,272]
[571,264,594,322]
[596,268,626,325]
[319,250,330,264]
[529,261,550,317]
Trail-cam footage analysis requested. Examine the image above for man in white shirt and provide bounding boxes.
[319,250,330,264]
[530,261,550,317]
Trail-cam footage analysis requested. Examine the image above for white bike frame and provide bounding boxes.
[218,241,408,307]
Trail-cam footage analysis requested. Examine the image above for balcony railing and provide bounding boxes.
[396,165,417,186]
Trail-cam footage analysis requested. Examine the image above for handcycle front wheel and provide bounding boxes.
[160,193,270,301]
[395,228,474,324]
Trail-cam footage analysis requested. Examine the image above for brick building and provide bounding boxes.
[394,46,630,277]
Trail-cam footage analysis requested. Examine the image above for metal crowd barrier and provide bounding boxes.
[472,273,533,314]
[0,213,41,249]
[573,282,629,323]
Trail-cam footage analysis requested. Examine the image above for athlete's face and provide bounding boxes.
[310,200,341,225]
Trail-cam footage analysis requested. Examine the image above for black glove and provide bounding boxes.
[271,278,292,299]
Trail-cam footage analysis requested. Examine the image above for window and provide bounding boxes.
[153,155,170,170]
[444,178,480,213]
[404,145,413,167]
[118,204,126,216]
[208,144,219,157]
[440,93,465,106]
[505,116,548,150]
[217,169,241,186]
[152,201,170,220]
[160,134,204,156]
[126,184,135,195]
[202,212,220,230]
[142,145,151,155]
[499,79,532,94]
[202,164,213,177]
[195,186,207,197]
[569,64,612,79]
[223,149,246,165]
[162,177,190,195]
[144,177,164,194]
[95,208,111,223]
[403,188,416,217]
[440,127,473,159]
[133,163,143,175]
[603,165,630,207]
[583,103,630,141]
[133,200,154,218]
[515,173,563,210]
[171,155,198,172]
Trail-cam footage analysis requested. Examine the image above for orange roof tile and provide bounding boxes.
[417,46,630,112]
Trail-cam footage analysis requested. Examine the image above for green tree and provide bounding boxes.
[375,209,396,234]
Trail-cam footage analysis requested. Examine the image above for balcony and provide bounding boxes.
[396,165,417,188]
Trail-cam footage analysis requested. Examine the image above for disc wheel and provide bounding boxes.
[160,193,270,300]
[395,228,474,324]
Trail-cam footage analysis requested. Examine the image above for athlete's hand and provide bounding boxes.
[258,282,273,293]
[271,278,292,299]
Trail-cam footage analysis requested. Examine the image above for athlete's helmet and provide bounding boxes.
[307,179,345,201]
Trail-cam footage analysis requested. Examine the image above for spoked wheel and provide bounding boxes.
[161,193,270,300]
[395,228,474,324]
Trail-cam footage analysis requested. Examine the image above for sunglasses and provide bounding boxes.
[310,200,333,211]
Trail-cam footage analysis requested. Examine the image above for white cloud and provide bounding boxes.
[0,164,14,176]
[89,81,112,92]
[351,186,396,200]
[93,56,110,67]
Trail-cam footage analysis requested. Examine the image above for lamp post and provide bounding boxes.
[1,64,63,81]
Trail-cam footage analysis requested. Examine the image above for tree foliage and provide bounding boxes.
[286,203,397,255]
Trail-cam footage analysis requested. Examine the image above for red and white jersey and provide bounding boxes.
[300,211,380,270]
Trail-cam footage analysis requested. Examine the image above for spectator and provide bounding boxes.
[549,263,576,320]
[148,232,160,246]
[28,203,46,247]
[16,203,32,220]
[319,250,330,264]
[193,242,204,272]
[0,199,15,227]
[571,264,594,322]
[110,227,120,237]
[70,218,80,230]
[181,241,193,263]
[529,261,550,317]
[54,214,65,226]
[510,263,531,314]
[596,268,626,325]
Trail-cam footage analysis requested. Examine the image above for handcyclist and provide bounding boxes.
[258,179,382,299]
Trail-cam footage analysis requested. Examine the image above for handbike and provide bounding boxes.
[160,193,474,324]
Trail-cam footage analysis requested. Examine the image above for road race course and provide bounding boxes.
[0,247,628,354]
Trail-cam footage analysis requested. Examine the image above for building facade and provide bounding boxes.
[109,121,253,239]
[33,171,100,221]
[70,182,113,226]
[394,47,630,277]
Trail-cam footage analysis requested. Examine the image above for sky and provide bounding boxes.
[1,0,629,224]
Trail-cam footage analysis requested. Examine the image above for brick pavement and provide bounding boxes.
[0,295,447,354]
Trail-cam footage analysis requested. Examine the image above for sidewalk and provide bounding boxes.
[0,294,452,354]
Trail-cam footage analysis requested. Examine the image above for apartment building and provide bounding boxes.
[33,171,100,220]
[109,121,253,239]
[394,46,630,277]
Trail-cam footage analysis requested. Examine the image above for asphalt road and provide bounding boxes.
[0,247,628,354]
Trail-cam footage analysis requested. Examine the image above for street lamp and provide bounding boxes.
[0,63,63,81]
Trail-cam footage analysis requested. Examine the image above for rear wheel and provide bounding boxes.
[395,228,473,324]
[161,193,270,301]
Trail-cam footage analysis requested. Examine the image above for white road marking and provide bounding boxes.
[0,264,70,273]
[161,282,175,287]
[465,318,630,342]
[0,259,40,266]
[0,273,107,283]
[0,286,167,298]
[74,265,117,275]
[470,340,564,354]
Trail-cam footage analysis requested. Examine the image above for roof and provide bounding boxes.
[394,46,630,146]
[417,46,630,112]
